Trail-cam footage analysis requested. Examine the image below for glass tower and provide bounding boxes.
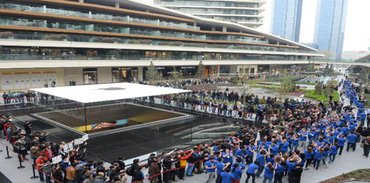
[314,0,348,60]
[271,0,303,42]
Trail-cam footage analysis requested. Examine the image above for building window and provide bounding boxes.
[83,68,98,84]
[112,67,138,83]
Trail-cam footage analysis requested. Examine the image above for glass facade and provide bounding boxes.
[0,16,267,44]
[0,1,200,30]
[314,0,348,60]
[0,31,307,53]
[0,46,308,61]
[271,0,303,42]
[154,0,264,27]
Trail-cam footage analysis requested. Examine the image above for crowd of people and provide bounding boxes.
[0,115,132,183]
[137,78,370,183]
[1,75,370,183]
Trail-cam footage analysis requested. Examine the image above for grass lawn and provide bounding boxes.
[304,90,340,102]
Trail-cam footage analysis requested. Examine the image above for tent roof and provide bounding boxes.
[31,83,190,104]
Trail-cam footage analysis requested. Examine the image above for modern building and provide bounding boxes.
[0,0,323,91]
[271,0,303,42]
[342,51,369,61]
[154,0,266,28]
[314,0,348,60]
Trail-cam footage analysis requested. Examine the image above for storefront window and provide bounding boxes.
[112,68,138,82]
[83,68,98,84]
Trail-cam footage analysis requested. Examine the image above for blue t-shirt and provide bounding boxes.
[299,132,307,141]
[347,134,357,143]
[205,161,216,173]
[231,168,242,180]
[271,145,279,155]
[222,152,233,163]
[256,154,265,165]
[313,151,322,160]
[221,172,234,183]
[216,162,225,175]
[322,150,330,158]
[236,149,246,159]
[247,163,259,174]
[264,166,274,178]
[337,137,346,146]
[286,160,296,173]
[330,146,338,155]
[275,164,285,174]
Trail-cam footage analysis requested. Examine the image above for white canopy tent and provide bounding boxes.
[31,83,190,104]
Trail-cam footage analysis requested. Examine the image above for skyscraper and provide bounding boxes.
[271,0,303,42]
[314,0,349,60]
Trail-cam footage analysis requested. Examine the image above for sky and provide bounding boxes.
[259,0,370,52]
[140,0,370,52]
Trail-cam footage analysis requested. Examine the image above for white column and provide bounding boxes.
[138,67,143,81]
[115,3,120,8]
[222,26,227,32]
[79,0,84,3]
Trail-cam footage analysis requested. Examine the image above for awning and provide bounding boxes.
[31,83,190,104]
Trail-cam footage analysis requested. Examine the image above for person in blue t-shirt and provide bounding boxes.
[215,158,224,183]
[231,163,242,183]
[221,167,234,183]
[346,132,357,152]
[256,149,268,178]
[205,157,217,183]
[322,146,330,169]
[222,148,234,164]
[274,161,286,183]
[336,134,347,155]
[304,147,314,170]
[329,143,338,163]
[313,148,323,170]
[246,161,259,183]
[262,162,274,183]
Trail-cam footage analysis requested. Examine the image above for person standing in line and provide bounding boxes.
[205,157,217,183]
[347,132,357,152]
[313,148,323,171]
[336,134,347,156]
[329,143,338,163]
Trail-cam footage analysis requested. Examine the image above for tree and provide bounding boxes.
[280,78,296,92]
[145,61,161,83]
[169,66,182,87]
[195,60,205,79]
[307,62,315,72]
[323,64,334,75]
[315,82,323,95]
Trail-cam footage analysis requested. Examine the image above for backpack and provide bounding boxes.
[126,166,134,176]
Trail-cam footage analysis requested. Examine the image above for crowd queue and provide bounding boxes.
[0,78,370,183]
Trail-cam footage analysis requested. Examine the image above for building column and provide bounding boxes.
[115,3,120,8]
[138,67,143,81]
[211,27,216,31]
[79,0,84,3]
[193,22,197,28]
[222,26,227,32]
